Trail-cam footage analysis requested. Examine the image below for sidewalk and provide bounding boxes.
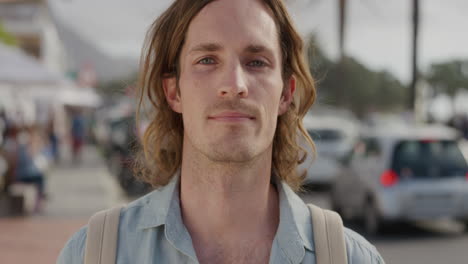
[0,145,126,264]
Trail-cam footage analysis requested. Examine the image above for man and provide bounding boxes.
[70,109,85,163]
[58,0,385,263]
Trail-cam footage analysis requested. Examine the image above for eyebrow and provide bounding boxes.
[244,44,276,61]
[189,43,275,56]
[189,43,223,53]
[244,44,270,54]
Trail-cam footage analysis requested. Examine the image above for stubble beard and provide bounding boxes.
[202,137,260,164]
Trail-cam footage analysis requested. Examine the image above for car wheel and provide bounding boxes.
[363,199,381,236]
[464,221,468,232]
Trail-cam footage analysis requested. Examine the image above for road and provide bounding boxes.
[300,191,468,264]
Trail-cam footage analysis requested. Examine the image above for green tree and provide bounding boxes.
[426,60,468,97]
[307,37,406,117]
[0,22,17,46]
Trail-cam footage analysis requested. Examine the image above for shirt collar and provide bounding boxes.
[136,171,315,262]
[275,179,314,253]
[137,171,180,230]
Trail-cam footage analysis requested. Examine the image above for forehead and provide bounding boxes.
[183,0,280,54]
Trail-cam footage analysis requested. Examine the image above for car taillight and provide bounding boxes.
[381,170,399,187]
[466,172,468,180]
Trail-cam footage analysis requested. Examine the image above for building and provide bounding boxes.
[0,0,67,75]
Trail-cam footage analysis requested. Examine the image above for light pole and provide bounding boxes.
[409,0,420,111]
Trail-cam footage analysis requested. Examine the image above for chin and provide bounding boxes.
[205,143,259,163]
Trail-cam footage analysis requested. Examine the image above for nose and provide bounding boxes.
[217,62,248,98]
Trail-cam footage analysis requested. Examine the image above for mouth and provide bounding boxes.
[208,111,255,122]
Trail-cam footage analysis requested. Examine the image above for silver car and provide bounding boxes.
[330,125,468,235]
[298,114,358,187]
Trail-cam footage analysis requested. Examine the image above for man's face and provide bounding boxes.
[164,0,294,163]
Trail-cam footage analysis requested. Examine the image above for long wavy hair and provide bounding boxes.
[135,0,316,192]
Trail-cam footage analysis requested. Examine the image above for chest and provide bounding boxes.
[197,241,272,264]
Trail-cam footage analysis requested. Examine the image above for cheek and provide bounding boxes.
[178,76,215,129]
[178,75,204,110]
[259,79,283,112]
[255,81,283,128]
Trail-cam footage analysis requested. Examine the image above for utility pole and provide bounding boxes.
[338,0,347,61]
[409,0,420,110]
[337,0,347,106]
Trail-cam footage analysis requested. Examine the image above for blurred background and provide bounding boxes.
[0,0,467,263]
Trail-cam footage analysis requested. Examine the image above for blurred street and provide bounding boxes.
[301,191,468,264]
[302,136,468,264]
[0,145,126,264]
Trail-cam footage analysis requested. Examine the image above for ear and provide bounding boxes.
[278,76,296,115]
[163,77,182,113]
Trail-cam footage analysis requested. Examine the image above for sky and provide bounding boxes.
[47,0,468,84]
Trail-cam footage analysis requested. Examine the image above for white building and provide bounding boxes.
[0,0,67,75]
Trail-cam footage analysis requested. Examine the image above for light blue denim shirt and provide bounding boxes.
[57,174,385,264]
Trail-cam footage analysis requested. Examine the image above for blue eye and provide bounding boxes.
[248,60,266,67]
[198,57,215,64]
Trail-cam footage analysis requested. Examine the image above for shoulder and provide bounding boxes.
[343,227,386,264]
[57,226,87,264]
[56,195,155,264]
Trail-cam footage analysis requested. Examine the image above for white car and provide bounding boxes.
[298,114,359,187]
[331,124,468,235]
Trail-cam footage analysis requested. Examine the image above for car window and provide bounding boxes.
[363,138,381,157]
[308,129,343,142]
[392,140,468,179]
[339,137,381,166]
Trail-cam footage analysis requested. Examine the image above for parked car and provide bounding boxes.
[0,152,8,191]
[106,114,151,197]
[330,124,468,235]
[298,114,359,188]
[91,98,151,197]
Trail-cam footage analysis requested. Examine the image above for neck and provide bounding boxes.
[179,140,280,257]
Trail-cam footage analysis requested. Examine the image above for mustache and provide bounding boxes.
[206,100,260,118]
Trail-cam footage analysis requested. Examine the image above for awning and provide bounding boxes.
[0,42,64,85]
[58,86,102,108]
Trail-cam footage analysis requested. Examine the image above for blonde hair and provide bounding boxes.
[135,0,316,192]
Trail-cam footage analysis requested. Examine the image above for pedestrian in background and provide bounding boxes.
[58,0,385,263]
[70,109,85,163]
[0,109,6,145]
[2,124,47,212]
[47,118,59,163]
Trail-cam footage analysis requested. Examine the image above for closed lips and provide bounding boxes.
[208,112,255,120]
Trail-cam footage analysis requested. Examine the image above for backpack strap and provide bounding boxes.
[84,205,124,264]
[308,204,348,264]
